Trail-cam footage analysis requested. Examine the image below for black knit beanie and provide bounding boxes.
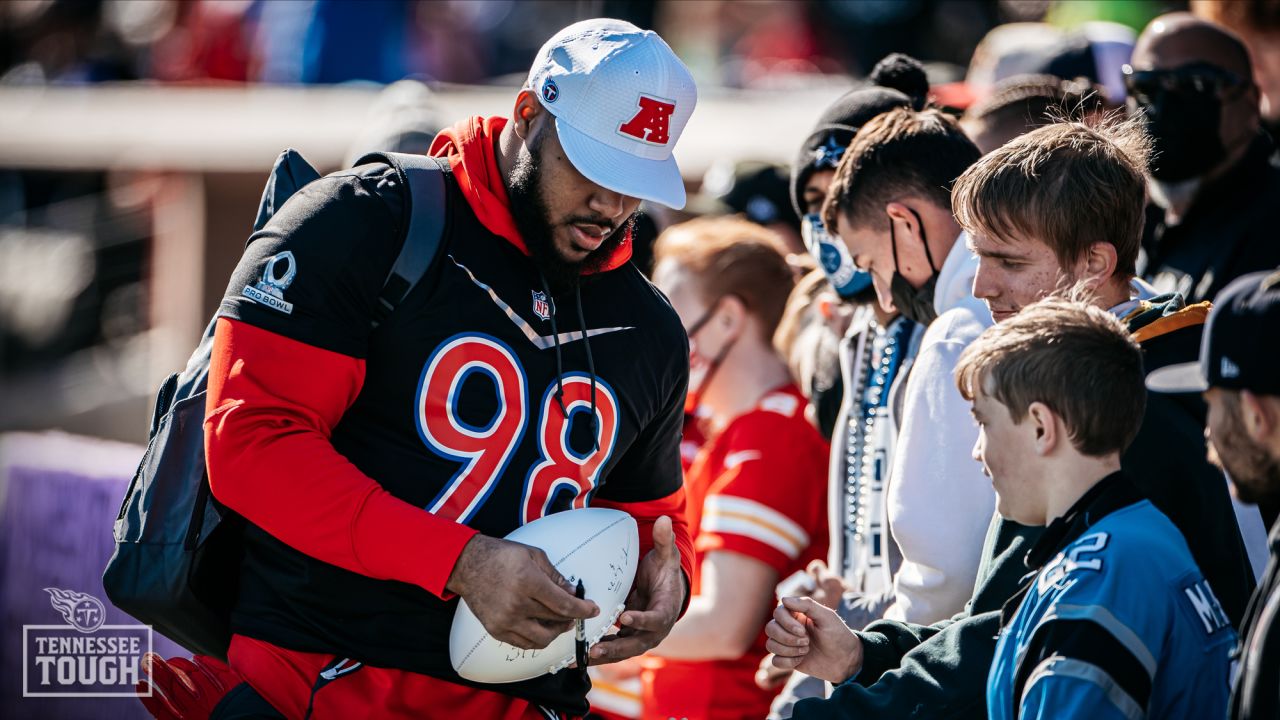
[790,52,930,218]
[789,86,913,217]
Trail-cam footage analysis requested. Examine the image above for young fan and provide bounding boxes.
[768,300,1235,720]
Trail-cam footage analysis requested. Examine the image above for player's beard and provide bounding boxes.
[508,128,633,295]
[1210,398,1280,505]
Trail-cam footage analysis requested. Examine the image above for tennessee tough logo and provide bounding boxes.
[617,94,676,145]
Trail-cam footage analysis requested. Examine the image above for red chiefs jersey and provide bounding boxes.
[641,385,829,720]
[680,413,707,472]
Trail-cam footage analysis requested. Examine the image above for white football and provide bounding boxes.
[449,508,640,684]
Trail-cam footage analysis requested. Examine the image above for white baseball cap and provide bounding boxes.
[527,18,697,210]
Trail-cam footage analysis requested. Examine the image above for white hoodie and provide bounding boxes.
[881,234,995,624]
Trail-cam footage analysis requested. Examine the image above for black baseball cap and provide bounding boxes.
[689,160,799,228]
[1147,269,1280,395]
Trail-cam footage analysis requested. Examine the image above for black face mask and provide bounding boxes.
[1137,89,1227,182]
[888,208,940,325]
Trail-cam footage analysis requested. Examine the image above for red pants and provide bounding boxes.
[227,634,558,720]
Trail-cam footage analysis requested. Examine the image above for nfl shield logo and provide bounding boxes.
[531,290,551,321]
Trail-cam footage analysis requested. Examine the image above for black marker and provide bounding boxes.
[574,579,587,669]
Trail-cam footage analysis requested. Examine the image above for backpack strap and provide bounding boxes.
[254,148,322,235]
[355,151,451,328]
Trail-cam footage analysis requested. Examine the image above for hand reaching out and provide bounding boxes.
[806,560,848,610]
[765,596,863,685]
[755,653,792,691]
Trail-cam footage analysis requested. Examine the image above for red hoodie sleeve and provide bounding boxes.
[593,488,695,616]
[205,317,477,599]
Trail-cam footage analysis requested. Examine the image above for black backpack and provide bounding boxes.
[103,149,449,658]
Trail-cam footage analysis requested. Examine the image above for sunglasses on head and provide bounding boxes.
[1122,62,1246,103]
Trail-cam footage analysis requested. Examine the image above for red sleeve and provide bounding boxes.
[204,317,477,599]
[593,487,696,616]
[695,412,829,576]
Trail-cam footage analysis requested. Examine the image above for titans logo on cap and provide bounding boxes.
[542,79,559,103]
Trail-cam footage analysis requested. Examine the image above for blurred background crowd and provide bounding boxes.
[2,0,1278,442]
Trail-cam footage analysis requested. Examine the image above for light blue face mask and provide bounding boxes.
[802,213,873,299]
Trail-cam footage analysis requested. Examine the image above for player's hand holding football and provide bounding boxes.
[766,596,863,684]
[590,515,684,664]
[446,534,599,650]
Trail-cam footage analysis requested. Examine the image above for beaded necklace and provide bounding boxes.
[842,316,914,577]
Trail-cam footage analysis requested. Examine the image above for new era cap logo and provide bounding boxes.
[1221,357,1241,378]
[618,94,675,145]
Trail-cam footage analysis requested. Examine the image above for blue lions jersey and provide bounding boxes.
[988,500,1235,720]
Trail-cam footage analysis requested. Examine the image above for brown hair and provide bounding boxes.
[955,299,1146,457]
[821,107,981,233]
[952,115,1152,279]
[653,216,796,341]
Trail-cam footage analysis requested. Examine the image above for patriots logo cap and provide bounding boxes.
[1147,269,1280,396]
[525,18,697,209]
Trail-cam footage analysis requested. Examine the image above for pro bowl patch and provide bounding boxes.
[242,251,296,315]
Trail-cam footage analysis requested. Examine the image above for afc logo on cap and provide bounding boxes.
[618,94,676,145]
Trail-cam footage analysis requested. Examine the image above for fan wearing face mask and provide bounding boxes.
[1130,12,1280,303]
[761,81,930,717]
[820,107,990,630]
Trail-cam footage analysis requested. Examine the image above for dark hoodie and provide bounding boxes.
[791,293,1255,720]
[205,116,692,718]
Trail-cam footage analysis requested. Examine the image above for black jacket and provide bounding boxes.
[1142,133,1280,304]
[1123,294,1256,626]
[792,293,1255,720]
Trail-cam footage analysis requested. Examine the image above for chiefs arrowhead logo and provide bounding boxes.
[617,94,676,145]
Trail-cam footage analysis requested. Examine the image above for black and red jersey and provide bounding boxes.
[204,116,692,717]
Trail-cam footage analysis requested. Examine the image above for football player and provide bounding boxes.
[140,18,698,720]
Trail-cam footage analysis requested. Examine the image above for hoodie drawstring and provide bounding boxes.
[574,282,600,452]
[537,274,600,452]
[539,273,569,420]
